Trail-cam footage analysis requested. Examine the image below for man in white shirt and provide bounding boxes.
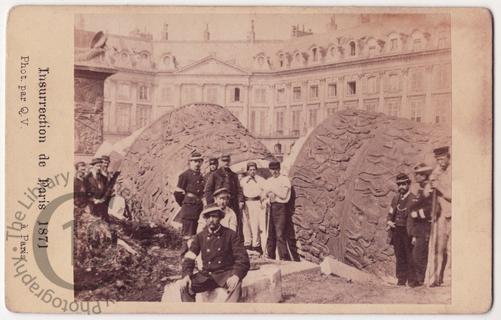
[197,188,237,233]
[240,162,267,254]
[263,160,292,261]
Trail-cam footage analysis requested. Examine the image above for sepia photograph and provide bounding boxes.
[72,11,453,304]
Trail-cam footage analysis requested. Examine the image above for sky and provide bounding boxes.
[79,13,363,41]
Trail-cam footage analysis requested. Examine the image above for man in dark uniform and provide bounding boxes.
[409,163,435,287]
[204,154,244,239]
[179,205,250,302]
[174,152,205,237]
[74,161,88,209]
[387,173,416,286]
[84,158,109,221]
[205,157,219,182]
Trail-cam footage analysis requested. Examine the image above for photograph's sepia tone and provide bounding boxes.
[73,11,454,304]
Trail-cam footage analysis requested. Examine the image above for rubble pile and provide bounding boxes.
[289,110,450,277]
[117,103,274,226]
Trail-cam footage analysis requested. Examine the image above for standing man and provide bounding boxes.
[85,158,108,221]
[179,205,250,302]
[74,161,89,209]
[174,152,205,237]
[240,162,267,254]
[263,160,292,261]
[387,173,416,286]
[427,146,452,287]
[204,154,244,239]
[205,158,219,182]
[409,163,434,287]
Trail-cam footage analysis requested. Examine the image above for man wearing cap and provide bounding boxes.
[205,158,219,182]
[409,163,434,287]
[179,205,250,302]
[263,160,292,261]
[84,158,108,220]
[387,173,416,286]
[204,154,244,239]
[240,162,267,254]
[175,152,206,236]
[197,188,238,233]
[74,161,89,209]
[427,146,452,287]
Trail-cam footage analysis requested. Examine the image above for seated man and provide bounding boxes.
[179,205,250,302]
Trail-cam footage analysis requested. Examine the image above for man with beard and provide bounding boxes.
[427,146,452,287]
[197,188,238,233]
[387,173,417,286]
[179,205,250,302]
[84,158,108,221]
[204,154,244,240]
[175,152,206,237]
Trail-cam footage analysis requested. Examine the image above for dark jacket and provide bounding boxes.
[387,192,415,243]
[182,225,250,286]
[175,169,205,220]
[408,187,435,237]
[74,176,88,208]
[84,172,107,201]
[204,167,243,213]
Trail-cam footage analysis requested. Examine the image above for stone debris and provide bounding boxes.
[289,110,450,276]
[320,256,379,284]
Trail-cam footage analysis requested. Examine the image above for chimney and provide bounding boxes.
[247,19,256,43]
[204,23,210,41]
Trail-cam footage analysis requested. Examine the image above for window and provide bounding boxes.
[367,76,377,94]
[136,105,152,128]
[117,83,130,100]
[138,85,149,101]
[258,110,266,135]
[275,111,284,135]
[233,87,241,102]
[254,88,266,104]
[250,110,256,133]
[349,41,356,56]
[433,94,451,124]
[279,54,285,68]
[327,83,337,97]
[388,74,400,92]
[386,99,401,117]
[116,103,131,132]
[410,69,424,91]
[326,102,338,116]
[308,109,318,128]
[293,86,302,101]
[161,87,172,102]
[364,100,377,113]
[413,38,422,51]
[330,46,336,57]
[257,56,265,66]
[347,81,357,95]
[294,53,302,64]
[277,88,286,104]
[390,38,398,51]
[435,64,450,89]
[163,55,171,66]
[410,98,424,123]
[207,87,218,103]
[183,86,197,104]
[291,109,301,136]
[438,32,448,49]
[368,47,376,57]
[309,85,319,99]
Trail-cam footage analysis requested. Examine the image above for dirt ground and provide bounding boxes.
[281,269,451,304]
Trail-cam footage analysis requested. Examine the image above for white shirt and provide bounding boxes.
[264,174,291,204]
[240,174,266,198]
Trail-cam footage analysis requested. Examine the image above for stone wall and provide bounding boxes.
[289,110,450,277]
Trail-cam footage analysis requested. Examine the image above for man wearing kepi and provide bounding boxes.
[409,163,434,287]
[179,205,250,302]
[174,152,205,237]
[387,173,416,286]
[240,161,267,254]
[264,160,292,261]
[426,146,452,287]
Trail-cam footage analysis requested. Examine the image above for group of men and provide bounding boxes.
[174,152,297,261]
[73,155,121,223]
[175,152,300,302]
[387,146,451,288]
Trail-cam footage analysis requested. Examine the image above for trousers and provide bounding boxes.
[266,203,291,261]
[179,272,242,302]
[392,226,415,284]
[426,215,451,285]
[243,200,267,248]
[412,223,431,284]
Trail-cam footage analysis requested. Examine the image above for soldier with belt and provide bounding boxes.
[409,163,435,287]
[387,173,417,286]
[174,152,205,237]
[179,205,250,302]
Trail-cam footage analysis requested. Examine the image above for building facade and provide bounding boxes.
[75,14,451,157]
